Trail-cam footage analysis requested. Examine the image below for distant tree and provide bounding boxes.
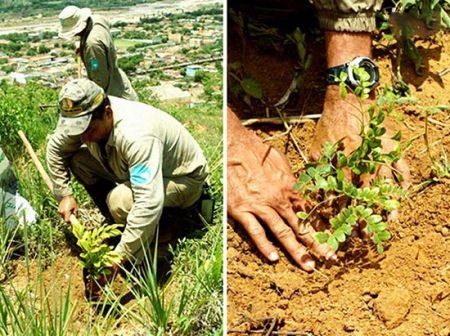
[26,48,37,56]
[112,21,128,28]
[38,45,50,54]
[1,65,13,73]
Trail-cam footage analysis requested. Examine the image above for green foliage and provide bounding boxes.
[118,53,144,74]
[295,68,408,253]
[71,220,123,279]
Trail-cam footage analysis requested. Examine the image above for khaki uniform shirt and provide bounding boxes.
[46,97,208,259]
[80,15,138,101]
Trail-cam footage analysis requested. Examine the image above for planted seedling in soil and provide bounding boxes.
[295,68,408,254]
[71,220,123,300]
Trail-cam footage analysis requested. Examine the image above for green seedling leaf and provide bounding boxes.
[241,77,263,99]
[361,207,373,218]
[340,81,347,99]
[382,199,400,211]
[342,224,353,235]
[391,131,402,141]
[376,230,391,241]
[314,232,329,244]
[323,142,336,159]
[327,235,339,251]
[334,229,346,243]
[377,243,384,254]
[307,166,316,177]
[373,222,387,232]
[316,176,328,189]
[367,214,382,225]
[297,211,308,220]
[337,152,347,168]
[327,176,337,190]
[346,214,358,225]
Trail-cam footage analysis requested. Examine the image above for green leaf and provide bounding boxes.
[334,229,346,243]
[316,176,328,189]
[327,235,339,251]
[297,211,308,220]
[337,152,347,168]
[306,167,316,177]
[330,217,340,229]
[342,224,352,235]
[346,214,357,225]
[391,131,401,141]
[241,77,263,99]
[340,81,347,99]
[367,214,382,225]
[314,232,329,244]
[377,243,384,254]
[382,199,400,211]
[337,169,345,185]
[377,230,391,241]
[327,176,337,190]
[373,222,387,232]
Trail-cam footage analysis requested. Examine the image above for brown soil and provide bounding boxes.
[227,19,450,336]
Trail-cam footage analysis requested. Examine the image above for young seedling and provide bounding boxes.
[295,68,408,254]
[71,220,123,299]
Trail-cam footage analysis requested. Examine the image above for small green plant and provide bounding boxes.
[71,220,123,279]
[295,68,408,253]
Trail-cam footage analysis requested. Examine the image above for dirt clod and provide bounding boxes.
[374,287,412,329]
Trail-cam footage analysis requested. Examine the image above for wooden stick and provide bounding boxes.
[77,55,82,79]
[228,330,306,335]
[18,130,79,225]
[241,115,320,126]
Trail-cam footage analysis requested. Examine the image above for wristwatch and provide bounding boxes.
[326,56,380,90]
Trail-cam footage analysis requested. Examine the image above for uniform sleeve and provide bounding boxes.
[309,0,383,32]
[84,40,110,91]
[46,131,82,200]
[114,136,164,260]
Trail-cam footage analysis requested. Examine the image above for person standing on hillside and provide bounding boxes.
[58,5,138,101]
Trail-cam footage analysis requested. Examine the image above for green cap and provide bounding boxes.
[57,79,105,136]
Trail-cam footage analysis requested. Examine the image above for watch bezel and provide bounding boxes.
[346,56,380,89]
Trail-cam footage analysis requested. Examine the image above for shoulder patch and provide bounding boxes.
[130,163,153,186]
[89,57,99,71]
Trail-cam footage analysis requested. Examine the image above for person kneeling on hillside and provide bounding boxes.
[46,79,211,285]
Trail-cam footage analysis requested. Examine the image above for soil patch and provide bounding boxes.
[227,19,450,336]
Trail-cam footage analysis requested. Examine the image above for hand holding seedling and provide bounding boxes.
[297,65,410,254]
[310,85,411,190]
[311,31,411,190]
[227,108,337,272]
[58,195,78,223]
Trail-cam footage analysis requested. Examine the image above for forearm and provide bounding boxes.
[325,31,372,67]
[46,134,80,200]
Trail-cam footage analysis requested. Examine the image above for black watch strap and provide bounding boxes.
[326,63,348,85]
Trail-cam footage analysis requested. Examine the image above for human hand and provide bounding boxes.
[227,108,337,272]
[310,86,411,188]
[58,195,78,223]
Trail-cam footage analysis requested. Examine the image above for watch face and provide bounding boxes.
[348,57,380,88]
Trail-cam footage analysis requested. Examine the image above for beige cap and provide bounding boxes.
[56,79,105,136]
[58,6,92,39]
